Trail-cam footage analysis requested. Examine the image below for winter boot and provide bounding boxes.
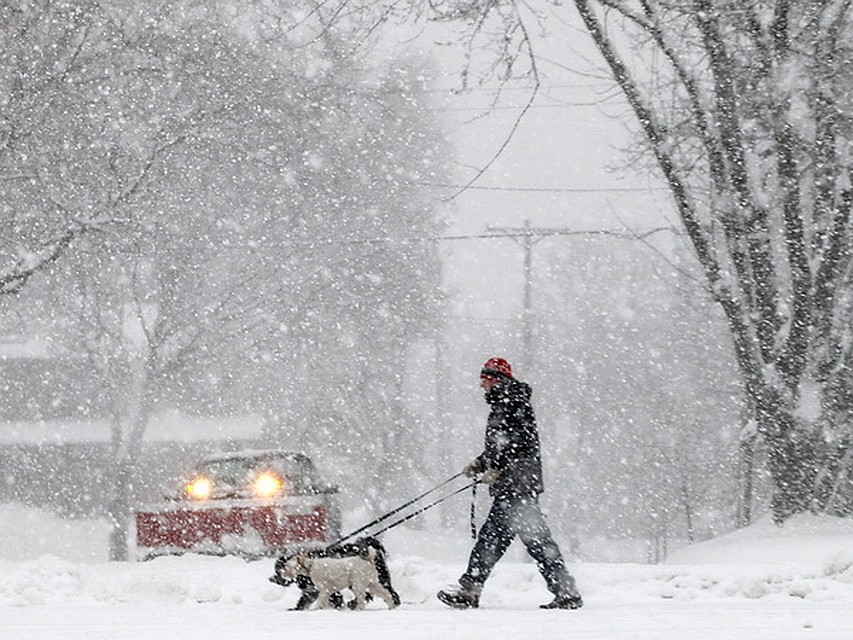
[540,593,584,610]
[437,577,482,609]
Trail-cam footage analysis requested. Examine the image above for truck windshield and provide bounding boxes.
[196,455,311,493]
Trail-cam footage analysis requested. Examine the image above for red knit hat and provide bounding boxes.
[480,357,513,380]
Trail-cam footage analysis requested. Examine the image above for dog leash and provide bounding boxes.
[361,481,477,540]
[328,472,467,548]
[470,483,478,539]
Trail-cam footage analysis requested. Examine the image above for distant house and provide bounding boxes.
[0,336,109,423]
[0,410,266,447]
[0,336,267,516]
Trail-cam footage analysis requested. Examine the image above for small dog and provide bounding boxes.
[277,546,398,610]
[271,537,400,610]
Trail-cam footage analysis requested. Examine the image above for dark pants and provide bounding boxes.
[462,492,579,597]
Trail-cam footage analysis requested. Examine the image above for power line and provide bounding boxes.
[210,226,678,250]
[480,221,679,374]
[424,83,616,94]
[169,219,678,253]
[419,182,667,194]
[435,101,624,111]
[481,226,677,241]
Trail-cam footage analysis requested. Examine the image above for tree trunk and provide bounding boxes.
[736,434,756,528]
[681,481,695,544]
[107,460,134,561]
[107,375,154,561]
[754,398,820,524]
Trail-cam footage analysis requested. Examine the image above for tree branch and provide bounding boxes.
[0,229,77,295]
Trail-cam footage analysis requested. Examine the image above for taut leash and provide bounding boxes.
[328,472,466,548]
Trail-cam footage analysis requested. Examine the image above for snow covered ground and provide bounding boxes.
[1,504,852,639]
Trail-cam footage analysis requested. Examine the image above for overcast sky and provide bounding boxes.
[383,18,678,361]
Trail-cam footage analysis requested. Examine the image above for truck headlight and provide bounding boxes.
[253,472,283,497]
[185,476,213,500]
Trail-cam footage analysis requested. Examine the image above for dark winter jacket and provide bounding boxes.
[476,378,544,498]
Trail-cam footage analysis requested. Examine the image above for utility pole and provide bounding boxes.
[483,222,676,375]
[485,220,542,374]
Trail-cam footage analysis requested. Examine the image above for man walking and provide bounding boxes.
[437,357,583,610]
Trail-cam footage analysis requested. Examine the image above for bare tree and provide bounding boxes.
[0,1,225,295]
[1,2,236,558]
[570,0,852,522]
[6,0,449,558]
[0,1,105,293]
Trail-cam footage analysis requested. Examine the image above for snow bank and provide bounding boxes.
[656,513,853,601]
[665,513,853,567]
[0,554,286,608]
[1,503,852,612]
[0,503,111,563]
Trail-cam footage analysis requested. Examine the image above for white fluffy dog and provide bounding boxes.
[278,548,398,610]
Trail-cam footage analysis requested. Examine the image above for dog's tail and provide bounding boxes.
[366,537,388,558]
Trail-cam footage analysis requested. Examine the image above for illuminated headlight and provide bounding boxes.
[185,476,213,500]
[253,472,283,497]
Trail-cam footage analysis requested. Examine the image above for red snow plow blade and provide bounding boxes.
[133,450,340,560]
[135,499,331,558]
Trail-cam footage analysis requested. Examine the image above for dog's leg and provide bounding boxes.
[368,581,398,609]
[314,590,333,610]
[295,588,319,610]
[371,553,400,606]
[350,575,369,610]
[294,576,319,610]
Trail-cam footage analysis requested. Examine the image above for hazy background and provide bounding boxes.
[0,2,752,563]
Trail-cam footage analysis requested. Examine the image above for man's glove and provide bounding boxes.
[463,459,500,484]
[463,458,484,478]
[478,468,500,485]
